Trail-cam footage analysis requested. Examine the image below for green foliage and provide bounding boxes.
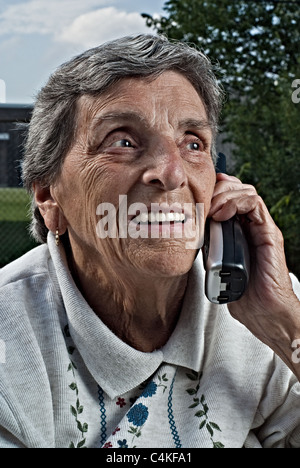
[0,188,31,221]
[0,188,37,266]
[142,0,300,277]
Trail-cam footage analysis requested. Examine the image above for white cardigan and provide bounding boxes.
[0,232,299,448]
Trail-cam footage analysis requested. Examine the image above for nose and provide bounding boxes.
[142,139,188,192]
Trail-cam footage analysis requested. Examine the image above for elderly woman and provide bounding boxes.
[0,34,299,449]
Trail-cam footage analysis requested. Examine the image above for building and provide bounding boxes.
[0,104,33,187]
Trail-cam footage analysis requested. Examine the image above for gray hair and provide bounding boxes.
[22,33,224,243]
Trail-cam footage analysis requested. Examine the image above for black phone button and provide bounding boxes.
[217,295,229,303]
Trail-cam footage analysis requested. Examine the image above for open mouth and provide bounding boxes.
[132,211,186,224]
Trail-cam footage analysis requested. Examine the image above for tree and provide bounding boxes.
[142,0,300,277]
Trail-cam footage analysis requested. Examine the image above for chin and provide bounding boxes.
[136,244,197,278]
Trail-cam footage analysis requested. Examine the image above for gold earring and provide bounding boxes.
[55,229,60,246]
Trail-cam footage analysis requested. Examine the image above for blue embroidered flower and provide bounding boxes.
[142,381,157,398]
[117,439,128,448]
[127,403,149,427]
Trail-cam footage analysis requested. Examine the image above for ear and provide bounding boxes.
[33,181,68,235]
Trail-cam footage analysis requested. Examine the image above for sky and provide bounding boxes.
[0,0,165,103]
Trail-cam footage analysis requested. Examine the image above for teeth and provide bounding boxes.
[134,212,185,224]
[149,212,156,223]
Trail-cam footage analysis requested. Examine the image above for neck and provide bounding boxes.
[68,244,188,353]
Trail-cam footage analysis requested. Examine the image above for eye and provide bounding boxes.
[111,139,133,148]
[187,141,201,151]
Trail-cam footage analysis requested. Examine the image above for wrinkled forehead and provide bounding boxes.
[74,71,210,136]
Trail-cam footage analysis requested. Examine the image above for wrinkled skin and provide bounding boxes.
[34,71,300,375]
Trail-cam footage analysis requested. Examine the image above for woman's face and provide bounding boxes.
[50,71,216,278]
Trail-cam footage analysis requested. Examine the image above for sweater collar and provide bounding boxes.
[48,233,206,399]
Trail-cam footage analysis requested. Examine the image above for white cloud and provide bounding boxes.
[0,1,150,49]
[0,0,107,36]
[0,0,159,102]
[57,7,150,48]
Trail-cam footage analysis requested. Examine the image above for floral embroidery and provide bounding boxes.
[157,373,168,393]
[127,403,149,444]
[186,370,224,448]
[127,403,149,426]
[116,397,126,408]
[117,439,129,448]
[103,442,113,448]
[141,381,157,398]
[102,372,169,448]
[64,324,89,449]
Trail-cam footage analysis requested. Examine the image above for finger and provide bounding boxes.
[209,187,258,217]
[210,194,269,225]
[215,172,242,183]
[212,180,256,199]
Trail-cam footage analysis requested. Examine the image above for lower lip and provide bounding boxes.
[127,218,195,239]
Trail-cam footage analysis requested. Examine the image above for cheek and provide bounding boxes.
[56,160,134,244]
[190,166,216,215]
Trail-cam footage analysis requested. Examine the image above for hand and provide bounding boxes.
[208,173,300,377]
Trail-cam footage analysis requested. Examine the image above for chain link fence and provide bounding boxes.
[0,104,38,268]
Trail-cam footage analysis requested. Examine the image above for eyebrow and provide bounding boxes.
[89,112,212,133]
[178,118,212,133]
[90,111,150,131]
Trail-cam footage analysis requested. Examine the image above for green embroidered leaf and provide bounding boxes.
[77,420,83,432]
[199,420,206,430]
[71,360,77,370]
[186,372,198,381]
[186,388,197,395]
[162,374,168,382]
[186,370,198,380]
[206,423,214,437]
[128,426,137,434]
[77,439,86,448]
[69,442,75,448]
[70,405,77,417]
[187,384,224,448]
[76,398,83,414]
[188,402,199,408]
[210,422,221,431]
[213,441,225,448]
[69,382,78,392]
[67,363,72,372]
[82,423,88,433]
